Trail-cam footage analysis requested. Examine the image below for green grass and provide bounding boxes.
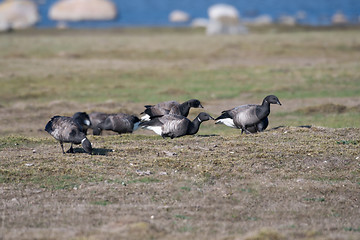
[1,29,360,105]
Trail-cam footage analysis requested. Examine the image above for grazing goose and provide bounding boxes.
[141,99,203,121]
[89,112,111,135]
[45,112,92,154]
[97,113,140,135]
[140,112,214,139]
[215,95,281,134]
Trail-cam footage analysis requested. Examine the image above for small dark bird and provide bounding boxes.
[45,112,92,154]
[215,95,281,134]
[141,99,203,121]
[140,112,214,138]
[97,113,140,134]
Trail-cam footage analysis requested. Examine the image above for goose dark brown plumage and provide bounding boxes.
[97,113,140,135]
[141,99,203,121]
[215,95,281,134]
[140,112,213,138]
[89,112,111,135]
[45,112,92,154]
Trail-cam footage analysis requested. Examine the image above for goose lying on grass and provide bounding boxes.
[141,99,203,121]
[140,112,214,138]
[45,112,92,154]
[89,112,111,135]
[215,95,281,134]
[97,113,140,135]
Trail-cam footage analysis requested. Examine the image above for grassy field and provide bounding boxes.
[0,27,359,240]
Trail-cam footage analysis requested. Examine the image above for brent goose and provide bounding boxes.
[89,112,111,135]
[140,112,214,138]
[97,113,141,134]
[45,112,92,154]
[141,99,203,121]
[215,95,281,134]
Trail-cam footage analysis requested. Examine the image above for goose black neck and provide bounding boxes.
[262,98,271,107]
[256,99,271,119]
[73,117,86,133]
[179,102,191,117]
[187,117,202,135]
[73,117,82,126]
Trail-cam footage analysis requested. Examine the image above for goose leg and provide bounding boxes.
[60,142,65,154]
[241,127,252,134]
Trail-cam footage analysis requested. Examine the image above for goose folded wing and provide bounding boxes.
[155,100,179,110]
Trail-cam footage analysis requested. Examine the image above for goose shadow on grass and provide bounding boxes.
[70,148,113,155]
[195,134,220,137]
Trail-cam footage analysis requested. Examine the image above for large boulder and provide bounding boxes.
[169,10,190,23]
[0,0,39,31]
[208,3,239,24]
[332,11,348,25]
[206,4,247,35]
[278,15,296,26]
[49,0,117,21]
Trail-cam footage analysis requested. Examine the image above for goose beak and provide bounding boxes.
[277,100,282,106]
[199,104,204,108]
[209,115,215,120]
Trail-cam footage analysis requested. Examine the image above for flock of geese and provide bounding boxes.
[45,95,282,154]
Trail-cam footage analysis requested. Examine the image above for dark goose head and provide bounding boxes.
[263,95,282,106]
[187,99,204,108]
[73,112,91,126]
[197,112,214,121]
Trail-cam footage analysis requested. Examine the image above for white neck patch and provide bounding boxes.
[84,120,91,126]
[197,117,202,123]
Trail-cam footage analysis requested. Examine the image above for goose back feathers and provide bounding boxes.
[141,99,203,121]
[215,95,281,134]
[45,112,92,154]
[97,113,140,134]
[140,112,213,138]
[89,112,111,135]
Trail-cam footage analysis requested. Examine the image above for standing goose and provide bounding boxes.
[140,112,214,139]
[141,99,203,121]
[215,95,281,134]
[97,113,140,135]
[45,112,92,154]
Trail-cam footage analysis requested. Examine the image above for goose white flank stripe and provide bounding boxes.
[141,114,151,122]
[215,118,236,128]
[144,126,163,136]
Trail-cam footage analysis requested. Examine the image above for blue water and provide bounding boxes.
[4,0,360,27]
